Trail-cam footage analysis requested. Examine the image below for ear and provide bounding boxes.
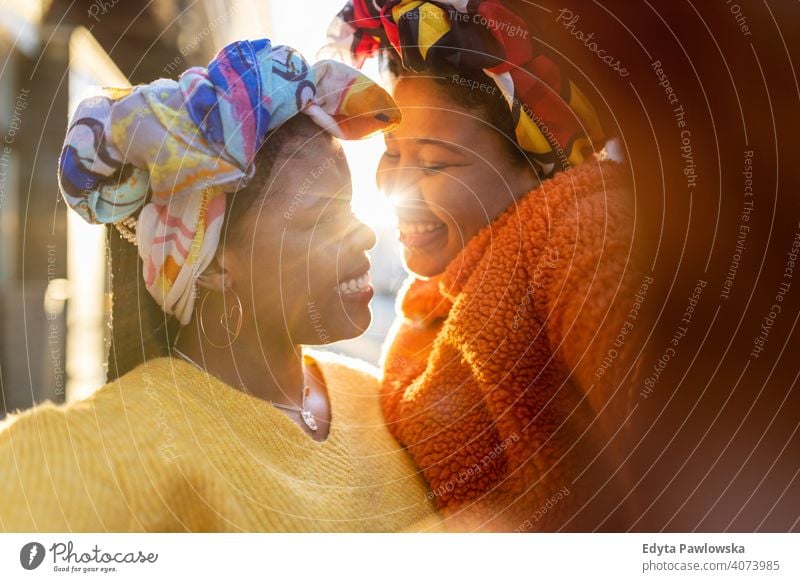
[196,255,233,294]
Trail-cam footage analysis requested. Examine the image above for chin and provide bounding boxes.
[324,308,373,344]
[404,249,450,279]
[302,274,375,344]
[344,305,373,336]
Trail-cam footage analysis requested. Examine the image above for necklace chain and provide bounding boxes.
[171,346,319,432]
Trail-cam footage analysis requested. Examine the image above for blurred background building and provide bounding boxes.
[0,0,406,417]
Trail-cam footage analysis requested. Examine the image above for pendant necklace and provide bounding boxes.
[271,387,319,432]
[171,347,319,432]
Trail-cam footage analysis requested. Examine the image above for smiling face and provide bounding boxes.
[222,118,376,346]
[377,76,539,278]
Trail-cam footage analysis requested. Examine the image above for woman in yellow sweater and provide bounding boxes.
[0,39,436,532]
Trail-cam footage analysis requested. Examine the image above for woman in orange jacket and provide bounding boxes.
[328,0,651,531]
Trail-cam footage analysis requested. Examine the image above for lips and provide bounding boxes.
[338,272,370,294]
[336,263,374,303]
[398,220,447,249]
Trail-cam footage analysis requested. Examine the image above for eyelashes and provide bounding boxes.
[381,150,451,175]
[319,202,355,226]
[381,150,400,163]
[418,162,449,175]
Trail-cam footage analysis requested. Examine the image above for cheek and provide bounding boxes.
[422,178,469,224]
[423,173,501,241]
[305,243,339,296]
[246,237,284,303]
[242,217,308,311]
[300,227,354,304]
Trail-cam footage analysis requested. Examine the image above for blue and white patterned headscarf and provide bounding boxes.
[58,38,400,324]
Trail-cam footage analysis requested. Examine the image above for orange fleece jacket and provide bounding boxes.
[382,161,644,531]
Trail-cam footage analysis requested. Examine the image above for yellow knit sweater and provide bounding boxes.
[0,353,438,532]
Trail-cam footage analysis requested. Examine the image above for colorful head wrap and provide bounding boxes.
[326,0,605,177]
[58,38,400,325]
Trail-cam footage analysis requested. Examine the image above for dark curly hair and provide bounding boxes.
[380,49,532,169]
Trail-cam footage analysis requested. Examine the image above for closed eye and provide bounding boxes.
[321,201,353,224]
[418,161,451,175]
[381,150,400,163]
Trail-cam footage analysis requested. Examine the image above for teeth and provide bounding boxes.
[337,273,371,294]
[398,221,444,235]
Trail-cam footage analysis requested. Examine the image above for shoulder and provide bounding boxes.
[550,160,631,196]
[518,162,634,261]
[89,357,192,415]
[0,357,185,448]
[519,161,632,221]
[0,394,136,531]
[0,398,113,487]
[1,401,71,440]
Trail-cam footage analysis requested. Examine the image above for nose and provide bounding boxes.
[349,216,377,252]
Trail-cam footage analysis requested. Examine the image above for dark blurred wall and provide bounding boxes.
[0,26,69,416]
[46,0,192,83]
[0,0,219,417]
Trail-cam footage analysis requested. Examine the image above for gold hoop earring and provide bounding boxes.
[199,288,243,349]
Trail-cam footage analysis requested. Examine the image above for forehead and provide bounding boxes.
[271,144,352,211]
[389,76,488,142]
